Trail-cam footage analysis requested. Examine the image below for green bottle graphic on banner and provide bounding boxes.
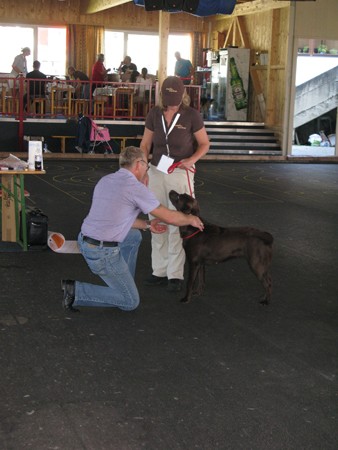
[229,57,248,110]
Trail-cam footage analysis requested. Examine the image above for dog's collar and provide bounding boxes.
[182,229,202,240]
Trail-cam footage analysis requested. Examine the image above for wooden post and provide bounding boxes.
[158,10,170,88]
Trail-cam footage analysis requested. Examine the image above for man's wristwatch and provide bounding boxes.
[143,220,151,231]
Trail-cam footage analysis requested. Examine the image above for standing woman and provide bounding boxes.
[10,46,31,93]
[140,76,210,292]
[11,46,31,77]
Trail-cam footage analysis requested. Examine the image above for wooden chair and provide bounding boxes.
[93,96,107,119]
[4,96,19,115]
[73,98,90,116]
[113,88,134,120]
[0,85,6,113]
[30,97,46,116]
[51,87,72,117]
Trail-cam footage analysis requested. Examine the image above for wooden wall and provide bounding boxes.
[204,6,290,128]
[0,0,203,32]
[295,0,338,40]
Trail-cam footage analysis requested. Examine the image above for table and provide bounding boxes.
[0,170,45,251]
[93,86,117,97]
[93,86,118,118]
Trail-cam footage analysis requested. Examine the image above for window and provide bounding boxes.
[127,34,159,75]
[104,31,125,72]
[168,34,192,76]
[0,25,66,76]
[37,27,67,76]
[104,30,192,78]
[0,26,33,73]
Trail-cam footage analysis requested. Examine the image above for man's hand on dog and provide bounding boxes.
[149,217,204,233]
[189,216,204,231]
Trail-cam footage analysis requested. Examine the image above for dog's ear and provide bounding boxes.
[180,194,200,216]
[189,198,200,216]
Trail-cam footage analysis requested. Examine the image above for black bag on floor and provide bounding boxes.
[20,208,48,250]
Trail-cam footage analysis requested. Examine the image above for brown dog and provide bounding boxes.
[169,190,273,305]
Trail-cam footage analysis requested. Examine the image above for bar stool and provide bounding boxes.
[113,88,134,120]
[73,99,89,116]
[31,98,45,116]
[4,95,19,116]
[51,87,72,117]
[93,97,106,118]
[0,85,6,112]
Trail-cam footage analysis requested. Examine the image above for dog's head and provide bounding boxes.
[169,190,200,216]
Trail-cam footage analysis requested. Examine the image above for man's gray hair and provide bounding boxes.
[119,146,144,168]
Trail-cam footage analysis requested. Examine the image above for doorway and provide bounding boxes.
[292,38,338,156]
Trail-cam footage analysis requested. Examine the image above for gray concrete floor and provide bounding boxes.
[1,161,337,449]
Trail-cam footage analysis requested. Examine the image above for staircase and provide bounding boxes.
[206,122,282,156]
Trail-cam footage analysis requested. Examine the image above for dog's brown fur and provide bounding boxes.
[169,190,273,304]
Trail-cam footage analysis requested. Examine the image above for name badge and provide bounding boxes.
[156,154,174,174]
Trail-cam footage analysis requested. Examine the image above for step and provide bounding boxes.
[205,122,281,155]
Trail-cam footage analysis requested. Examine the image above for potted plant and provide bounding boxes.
[318,42,328,54]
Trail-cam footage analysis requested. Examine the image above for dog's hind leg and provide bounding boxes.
[193,265,205,296]
[259,271,272,305]
[248,248,272,305]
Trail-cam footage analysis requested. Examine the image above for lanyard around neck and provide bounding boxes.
[162,113,180,156]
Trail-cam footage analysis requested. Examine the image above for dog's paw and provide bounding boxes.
[180,297,191,303]
[260,298,270,306]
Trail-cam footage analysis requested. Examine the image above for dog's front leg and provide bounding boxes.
[180,263,201,303]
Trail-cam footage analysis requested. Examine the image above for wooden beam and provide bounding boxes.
[158,11,170,87]
[223,17,247,47]
[80,0,131,15]
[216,0,290,19]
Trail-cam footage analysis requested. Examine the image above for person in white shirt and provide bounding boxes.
[135,67,154,115]
[9,47,31,93]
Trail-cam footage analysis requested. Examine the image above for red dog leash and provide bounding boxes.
[168,161,196,197]
[182,229,201,240]
[168,162,199,239]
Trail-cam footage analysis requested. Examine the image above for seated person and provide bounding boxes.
[118,56,137,82]
[24,60,47,111]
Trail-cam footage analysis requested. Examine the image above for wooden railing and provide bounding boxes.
[0,76,201,121]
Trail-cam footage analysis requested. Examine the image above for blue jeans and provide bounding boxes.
[75,229,142,310]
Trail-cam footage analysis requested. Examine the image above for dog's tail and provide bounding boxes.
[251,230,274,245]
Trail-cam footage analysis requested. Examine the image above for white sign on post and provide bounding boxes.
[28,141,43,170]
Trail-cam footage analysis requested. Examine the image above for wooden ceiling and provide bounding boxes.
[81,0,257,15]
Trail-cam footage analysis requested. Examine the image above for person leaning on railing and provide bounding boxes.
[68,66,90,99]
